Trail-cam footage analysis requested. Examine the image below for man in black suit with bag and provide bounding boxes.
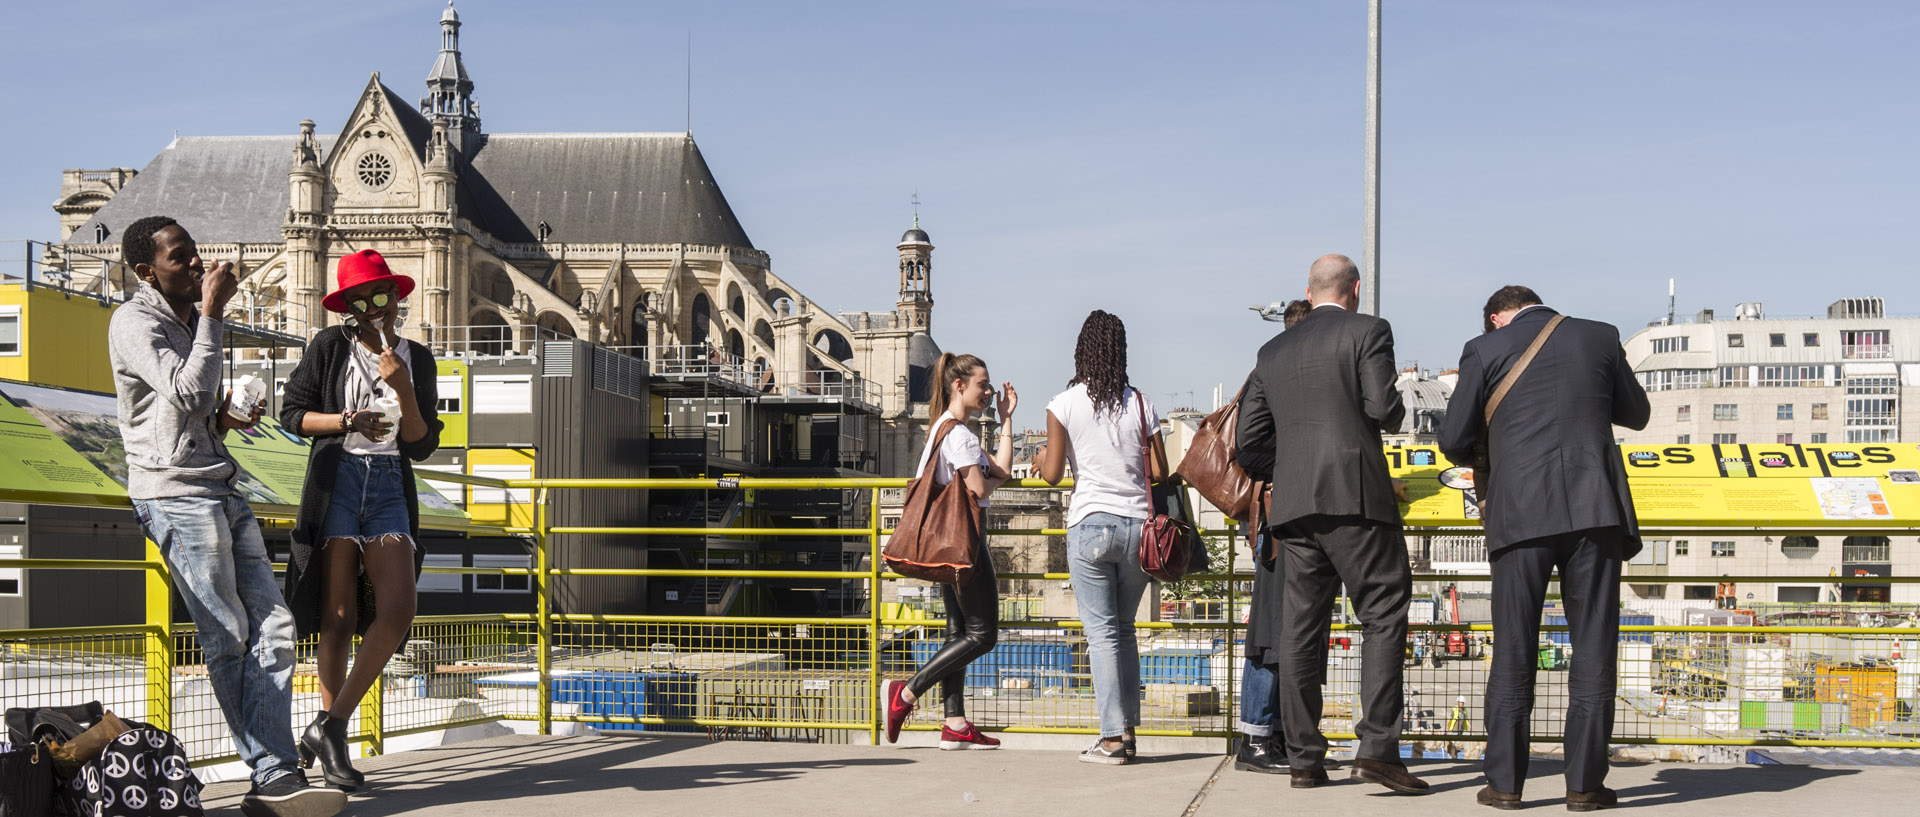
[1237,254,1427,794]
[1438,286,1650,812]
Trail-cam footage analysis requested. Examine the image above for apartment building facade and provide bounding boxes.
[1618,297,1920,607]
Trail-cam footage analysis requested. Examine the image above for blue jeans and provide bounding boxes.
[133,494,299,788]
[1239,658,1281,737]
[320,453,412,541]
[1067,512,1152,739]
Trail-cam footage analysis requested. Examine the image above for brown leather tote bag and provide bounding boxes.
[1174,379,1258,519]
[883,418,981,585]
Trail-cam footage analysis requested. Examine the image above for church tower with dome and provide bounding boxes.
[896,220,933,333]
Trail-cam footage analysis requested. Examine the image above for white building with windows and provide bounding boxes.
[1617,297,1920,610]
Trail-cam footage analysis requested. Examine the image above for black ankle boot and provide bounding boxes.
[1233,734,1286,774]
[299,712,364,791]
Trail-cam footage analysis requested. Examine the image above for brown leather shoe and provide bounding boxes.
[1478,785,1524,810]
[1350,758,1431,795]
[1290,768,1331,789]
[1565,787,1617,812]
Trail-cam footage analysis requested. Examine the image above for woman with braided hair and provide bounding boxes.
[1036,310,1169,765]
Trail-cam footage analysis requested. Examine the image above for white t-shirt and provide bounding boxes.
[1045,384,1158,526]
[343,336,412,457]
[914,416,991,508]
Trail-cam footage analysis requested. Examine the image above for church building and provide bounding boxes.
[46,2,940,475]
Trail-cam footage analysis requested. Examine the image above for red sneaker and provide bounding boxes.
[885,680,913,744]
[938,721,1001,750]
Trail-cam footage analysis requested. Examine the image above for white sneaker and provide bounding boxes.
[1079,739,1128,765]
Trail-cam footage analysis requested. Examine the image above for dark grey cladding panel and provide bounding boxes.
[462,133,754,247]
[72,135,329,245]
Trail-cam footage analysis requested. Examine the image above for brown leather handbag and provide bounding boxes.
[883,418,981,585]
[1134,392,1203,582]
[1174,378,1258,520]
[1471,314,1565,517]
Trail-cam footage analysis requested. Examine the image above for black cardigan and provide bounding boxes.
[279,325,443,637]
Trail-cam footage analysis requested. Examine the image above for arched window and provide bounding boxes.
[753,319,775,353]
[726,281,746,319]
[811,329,853,364]
[629,302,649,358]
[469,308,511,356]
[537,311,576,339]
[689,293,712,347]
[754,357,772,392]
[474,263,515,306]
[726,329,744,363]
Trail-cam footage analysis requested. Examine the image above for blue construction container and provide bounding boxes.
[1140,648,1219,686]
[1543,614,1654,645]
[554,671,700,733]
[908,639,1083,688]
[470,670,700,733]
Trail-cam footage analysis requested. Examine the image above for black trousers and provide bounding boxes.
[905,542,999,718]
[1484,528,1623,795]
[1273,514,1411,768]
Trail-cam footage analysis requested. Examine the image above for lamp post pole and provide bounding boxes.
[1362,0,1382,316]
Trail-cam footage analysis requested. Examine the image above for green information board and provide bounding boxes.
[0,379,465,520]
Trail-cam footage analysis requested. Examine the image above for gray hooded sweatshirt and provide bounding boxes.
[107,284,238,498]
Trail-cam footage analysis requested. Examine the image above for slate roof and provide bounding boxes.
[69,86,752,250]
[381,83,436,162]
[73,135,324,245]
[461,132,753,247]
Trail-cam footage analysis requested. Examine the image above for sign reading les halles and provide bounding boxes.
[1618,443,1909,479]
[1381,444,1920,528]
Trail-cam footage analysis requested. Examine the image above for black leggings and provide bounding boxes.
[905,543,999,718]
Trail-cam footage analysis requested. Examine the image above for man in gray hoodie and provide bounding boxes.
[108,215,345,817]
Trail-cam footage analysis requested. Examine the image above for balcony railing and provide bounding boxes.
[1843,544,1893,563]
[6,473,1920,768]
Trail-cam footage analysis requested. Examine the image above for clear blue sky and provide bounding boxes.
[2,1,1915,418]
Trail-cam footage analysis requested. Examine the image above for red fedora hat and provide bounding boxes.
[324,249,416,313]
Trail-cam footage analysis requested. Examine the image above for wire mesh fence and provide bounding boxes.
[6,475,1920,770]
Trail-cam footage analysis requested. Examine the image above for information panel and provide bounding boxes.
[1385,443,1918,529]
[0,379,463,519]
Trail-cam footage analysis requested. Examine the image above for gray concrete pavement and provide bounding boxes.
[199,734,1920,816]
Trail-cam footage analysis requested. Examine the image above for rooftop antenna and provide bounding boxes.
[685,31,692,135]
[1667,277,1676,326]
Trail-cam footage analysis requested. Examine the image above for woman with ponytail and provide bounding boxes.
[1036,310,1168,765]
[884,352,1019,750]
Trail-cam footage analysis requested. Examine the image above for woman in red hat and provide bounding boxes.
[278,249,442,790]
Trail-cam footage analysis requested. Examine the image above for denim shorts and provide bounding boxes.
[319,452,412,543]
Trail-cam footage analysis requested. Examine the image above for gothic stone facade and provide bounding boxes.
[47,4,940,474]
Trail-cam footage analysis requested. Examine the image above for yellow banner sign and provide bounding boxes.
[1384,444,1919,529]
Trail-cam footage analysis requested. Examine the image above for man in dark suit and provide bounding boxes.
[1237,254,1427,794]
[1438,286,1650,812]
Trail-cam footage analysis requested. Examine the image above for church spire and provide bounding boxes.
[421,1,479,153]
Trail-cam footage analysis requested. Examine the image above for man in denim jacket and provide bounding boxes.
[107,215,345,817]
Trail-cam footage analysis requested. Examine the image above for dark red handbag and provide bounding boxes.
[883,418,981,585]
[1134,392,1203,582]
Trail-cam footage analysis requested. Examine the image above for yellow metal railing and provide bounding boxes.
[5,474,1920,765]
